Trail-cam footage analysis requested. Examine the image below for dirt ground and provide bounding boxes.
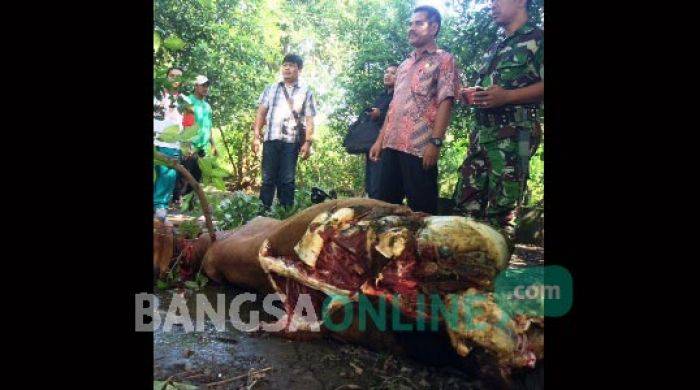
[153,245,544,390]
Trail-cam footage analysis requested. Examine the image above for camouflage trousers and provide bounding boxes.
[453,130,534,230]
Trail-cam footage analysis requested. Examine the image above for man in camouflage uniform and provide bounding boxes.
[453,0,543,236]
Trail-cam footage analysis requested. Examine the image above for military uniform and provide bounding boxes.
[453,21,543,232]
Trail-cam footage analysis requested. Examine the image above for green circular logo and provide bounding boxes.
[494,265,573,317]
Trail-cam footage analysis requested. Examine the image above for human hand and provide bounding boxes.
[472,85,511,109]
[300,141,312,160]
[422,143,440,169]
[369,141,383,162]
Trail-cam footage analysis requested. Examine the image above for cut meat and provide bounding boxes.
[445,288,544,370]
[177,197,542,380]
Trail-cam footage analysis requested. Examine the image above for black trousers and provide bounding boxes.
[378,148,438,214]
[173,153,203,202]
[365,153,383,199]
[260,140,300,208]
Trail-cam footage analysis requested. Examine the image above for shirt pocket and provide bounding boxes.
[495,52,530,85]
[411,65,437,97]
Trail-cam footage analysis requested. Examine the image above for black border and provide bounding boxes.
[69,1,155,386]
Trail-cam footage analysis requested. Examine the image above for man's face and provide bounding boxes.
[383,66,398,88]
[195,83,209,97]
[408,11,437,48]
[281,62,300,82]
[167,69,183,89]
[491,0,522,26]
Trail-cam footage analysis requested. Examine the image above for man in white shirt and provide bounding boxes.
[153,67,185,221]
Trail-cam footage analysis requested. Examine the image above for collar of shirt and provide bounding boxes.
[500,21,536,41]
[162,88,179,98]
[410,42,439,61]
[280,80,300,90]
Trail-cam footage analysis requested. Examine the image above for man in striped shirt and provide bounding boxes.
[253,54,317,208]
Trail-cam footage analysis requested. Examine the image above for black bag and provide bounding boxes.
[343,111,380,154]
[311,187,337,204]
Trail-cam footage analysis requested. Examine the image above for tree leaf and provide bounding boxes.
[156,125,181,142]
[210,168,229,178]
[195,272,209,288]
[180,192,195,213]
[179,143,192,156]
[153,381,198,390]
[198,156,213,172]
[180,124,199,140]
[154,32,161,53]
[162,124,181,134]
[212,178,226,190]
[163,35,186,51]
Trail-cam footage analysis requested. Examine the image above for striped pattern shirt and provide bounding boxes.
[257,82,317,143]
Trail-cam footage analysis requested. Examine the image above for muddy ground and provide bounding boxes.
[153,245,544,390]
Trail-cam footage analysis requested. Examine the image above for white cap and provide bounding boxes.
[194,75,209,85]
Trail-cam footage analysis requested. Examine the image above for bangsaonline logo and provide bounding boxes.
[138,266,572,333]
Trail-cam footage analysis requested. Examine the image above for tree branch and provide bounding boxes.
[155,151,216,242]
[216,126,238,178]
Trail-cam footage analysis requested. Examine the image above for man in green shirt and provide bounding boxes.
[453,0,543,236]
[189,75,213,155]
[173,75,213,205]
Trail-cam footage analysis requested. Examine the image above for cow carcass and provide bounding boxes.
[182,198,543,384]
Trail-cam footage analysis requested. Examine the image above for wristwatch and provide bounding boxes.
[429,137,444,147]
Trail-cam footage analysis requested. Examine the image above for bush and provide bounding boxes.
[214,187,316,230]
[264,187,314,220]
[215,191,265,230]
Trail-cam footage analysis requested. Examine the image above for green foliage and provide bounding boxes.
[154,32,162,53]
[215,191,265,230]
[155,123,199,149]
[156,279,170,291]
[296,131,365,196]
[156,245,209,292]
[198,155,231,191]
[154,380,198,390]
[185,273,209,291]
[180,192,196,213]
[156,263,181,291]
[178,218,202,239]
[526,139,544,206]
[156,124,182,143]
[213,188,316,229]
[180,123,199,141]
[264,188,314,220]
[163,35,186,51]
[155,0,281,127]
[265,204,297,221]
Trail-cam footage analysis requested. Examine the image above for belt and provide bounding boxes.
[474,106,539,127]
